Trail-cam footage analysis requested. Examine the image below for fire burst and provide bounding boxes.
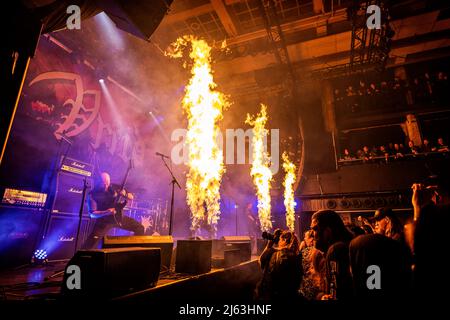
[246,104,273,232]
[282,152,296,232]
[169,36,230,237]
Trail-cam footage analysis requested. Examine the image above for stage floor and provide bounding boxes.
[0,257,261,301]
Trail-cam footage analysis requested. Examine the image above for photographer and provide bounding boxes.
[254,229,303,300]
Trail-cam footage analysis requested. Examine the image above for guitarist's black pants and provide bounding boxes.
[82,215,145,249]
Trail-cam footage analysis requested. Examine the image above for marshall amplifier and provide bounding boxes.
[0,206,46,268]
[41,214,91,261]
[52,172,92,216]
[60,157,94,178]
[1,188,47,208]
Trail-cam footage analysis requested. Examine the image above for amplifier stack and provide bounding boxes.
[42,157,94,261]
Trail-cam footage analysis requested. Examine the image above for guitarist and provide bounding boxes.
[82,172,144,249]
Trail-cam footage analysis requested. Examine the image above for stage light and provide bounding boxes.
[31,249,48,265]
[99,78,127,131]
[94,12,125,50]
[95,67,108,84]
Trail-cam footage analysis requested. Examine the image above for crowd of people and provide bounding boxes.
[334,70,450,115]
[254,177,450,301]
[340,137,449,163]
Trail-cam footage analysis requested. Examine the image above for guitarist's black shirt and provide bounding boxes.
[88,186,116,213]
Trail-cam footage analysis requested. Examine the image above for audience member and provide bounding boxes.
[394,143,404,158]
[369,208,405,242]
[299,231,323,300]
[408,140,419,155]
[310,210,354,300]
[436,137,449,152]
[405,180,450,298]
[255,230,303,300]
[342,148,353,160]
[334,69,449,115]
[421,138,432,153]
[349,234,412,300]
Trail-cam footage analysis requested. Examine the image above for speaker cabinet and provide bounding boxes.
[224,249,241,268]
[0,206,45,268]
[175,240,212,274]
[300,193,410,212]
[224,242,251,263]
[211,239,224,257]
[103,235,173,270]
[98,0,174,40]
[222,236,251,242]
[52,172,91,216]
[61,247,160,298]
[223,236,251,263]
[43,214,91,261]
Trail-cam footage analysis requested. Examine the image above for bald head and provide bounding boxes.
[100,172,111,189]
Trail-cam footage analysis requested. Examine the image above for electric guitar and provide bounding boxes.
[113,159,134,225]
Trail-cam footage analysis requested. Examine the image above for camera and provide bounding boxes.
[261,229,282,244]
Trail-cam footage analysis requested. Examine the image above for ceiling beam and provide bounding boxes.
[161,3,214,25]
[226,8,348,45]
[211,0,239,37]
[160,3,348,43]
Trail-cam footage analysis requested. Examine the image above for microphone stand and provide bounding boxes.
[158,154,180,236]
[74,177,89,255]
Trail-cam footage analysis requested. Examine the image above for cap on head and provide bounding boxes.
[370,207,393,222]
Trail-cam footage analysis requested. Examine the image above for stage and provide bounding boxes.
[0,256,262,301]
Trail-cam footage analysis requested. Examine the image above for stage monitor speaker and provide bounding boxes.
[52,172,91,215]
[175,240,212,274]
[0,206,45,268]
[102,235,173,270]
[224,249,241,268]
[224,242,251,263]
[222,236,251,242]
[61,247,160,298]
[98,0,174,41]
[211,239,224,257]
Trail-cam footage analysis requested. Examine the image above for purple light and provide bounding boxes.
[94,12,125,50]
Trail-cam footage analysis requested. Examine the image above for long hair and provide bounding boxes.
[312,210,354,244]
[304,229,314,241]
[281,231,300,255]
[385,214,404,240]
[311,248,326,294]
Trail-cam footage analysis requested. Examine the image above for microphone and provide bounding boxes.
[156,152,170,159]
